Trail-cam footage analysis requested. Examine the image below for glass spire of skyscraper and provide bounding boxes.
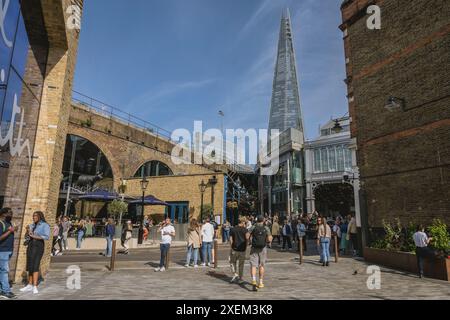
[268,8,304,135]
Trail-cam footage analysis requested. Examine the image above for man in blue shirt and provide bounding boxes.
[0,208,17,299]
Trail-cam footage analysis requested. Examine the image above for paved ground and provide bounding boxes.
[12,242,450,300]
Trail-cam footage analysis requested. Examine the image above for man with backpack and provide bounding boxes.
[246,215,272,291]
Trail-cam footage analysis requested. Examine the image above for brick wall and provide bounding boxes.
[340,0,450,227]
[12,0,83,283]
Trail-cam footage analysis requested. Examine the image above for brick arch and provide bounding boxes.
[67,127,123,189]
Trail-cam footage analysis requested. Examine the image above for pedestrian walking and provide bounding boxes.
[0,208,18,299]
[222,219,231,244]
[413,225,433,278]
[229,217,249,284]
[291,217,298,243]
[347,214,358,256]
[185,219,201,267]
[76,219,86,250]
[121,220,133,255]
[281,219,293,251]
[155,217,176,272]
[317,217,332,266]
[105,218,116,257]
[200,217,214,266]
[61,216,71,250]
[340,218,348,254]
[297,218,307,252]
[20,211,50,295]
[51,218,63,256]
[271,218,281,246]
[246,216,272,291]
[333,217,342,254]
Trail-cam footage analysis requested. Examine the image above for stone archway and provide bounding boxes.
[313,183,354,218]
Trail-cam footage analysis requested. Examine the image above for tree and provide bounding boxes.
[107,199,128,223]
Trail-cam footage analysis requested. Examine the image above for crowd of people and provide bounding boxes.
[0,205,437,298]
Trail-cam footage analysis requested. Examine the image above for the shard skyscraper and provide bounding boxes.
[260,9,306,217]
[268,8,304,134]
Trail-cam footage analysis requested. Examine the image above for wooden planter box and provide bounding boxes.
[363,247,450,281]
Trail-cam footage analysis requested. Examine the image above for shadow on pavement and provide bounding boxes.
[206,271,254,292]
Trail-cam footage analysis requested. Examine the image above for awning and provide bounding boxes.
[78,189,135,202]
[129,195,169,206]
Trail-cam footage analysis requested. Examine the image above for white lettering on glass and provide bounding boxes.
[0,0,13,47]
[0,94,32,164]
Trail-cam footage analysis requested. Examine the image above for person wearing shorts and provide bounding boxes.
[247,216,272,289]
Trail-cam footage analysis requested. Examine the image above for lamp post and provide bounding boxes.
[208,176,218,218]
[199,180,207,222]
[138,176,149,245]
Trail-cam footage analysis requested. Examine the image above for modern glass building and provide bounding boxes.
[260,9,306,217]
[268,8,304,133]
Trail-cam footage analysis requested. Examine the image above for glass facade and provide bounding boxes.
[0,0,48,209]
[313,145,352,173]
[268,10,303,133]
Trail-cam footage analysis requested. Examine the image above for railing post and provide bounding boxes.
[334,234,339,263]
[214,239,218,269]
[110,239,117,271]
[299,236,303,265]
[165,246,171,270]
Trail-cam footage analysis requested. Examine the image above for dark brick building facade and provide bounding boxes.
[340,0,450,236]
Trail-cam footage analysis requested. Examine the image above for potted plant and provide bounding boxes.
[107,199,128,238]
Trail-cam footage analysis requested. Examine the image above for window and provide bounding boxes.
[328,146,336,172]
[320,148,328,173]
[336,146,344,171]
[344,148,352,170]
[314,149,321,173]
[134,160,173,178]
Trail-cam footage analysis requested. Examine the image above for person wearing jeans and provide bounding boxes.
[76,220,86,250]
[413,225,433,278]
[155,217,175,272]
[0,208,17,299]
[317,217,331,267]
[201,217,214,266]
[185,219,201,267]
[104,218,116,257]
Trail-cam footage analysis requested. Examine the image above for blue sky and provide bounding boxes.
[74,0,348,140]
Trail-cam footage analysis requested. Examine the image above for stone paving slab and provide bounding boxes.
[15,255,450,300]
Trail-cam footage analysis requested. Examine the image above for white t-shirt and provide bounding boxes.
[413,231,428,248]
[160,225,175,244]
[201,223,215,242]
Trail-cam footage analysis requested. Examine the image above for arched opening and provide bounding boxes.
[58,134,114,219]
[313,183,354,218]
[134,160,173,178]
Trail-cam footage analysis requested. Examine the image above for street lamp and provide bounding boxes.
[138,176,149,245]
[333,119,343,133]
[199,180,207,222]
[208,176,218,218]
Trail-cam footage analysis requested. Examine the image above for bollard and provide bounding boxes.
[214,239,218,269]
[334,235,339,263]
[110,239,117,271]
[165,246,170,270]
[299,236,303,265]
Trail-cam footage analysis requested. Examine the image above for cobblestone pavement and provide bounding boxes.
[13,245,450,300]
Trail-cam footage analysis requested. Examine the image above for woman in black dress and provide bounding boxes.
[20,211,50,295]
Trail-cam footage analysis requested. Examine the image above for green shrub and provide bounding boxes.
[428,219,450,253]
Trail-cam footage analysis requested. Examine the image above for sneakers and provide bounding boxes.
[184,264,190,268]
[258,282,265,289]
[154,266,166,272]
[326,262,330,267]
[207,263,211,267]
[200,263,206,267]
[230,275,239,283]
[32,286,39,294]
[251,279,257,286]
[20,284,33,292]
[0,292,17,299]
[193,265,199,268]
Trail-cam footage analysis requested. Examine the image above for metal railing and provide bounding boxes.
[71,90,255,174]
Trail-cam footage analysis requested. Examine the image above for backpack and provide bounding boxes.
[251,225,267,249]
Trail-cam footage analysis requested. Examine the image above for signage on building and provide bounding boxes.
[0,0,31,165]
